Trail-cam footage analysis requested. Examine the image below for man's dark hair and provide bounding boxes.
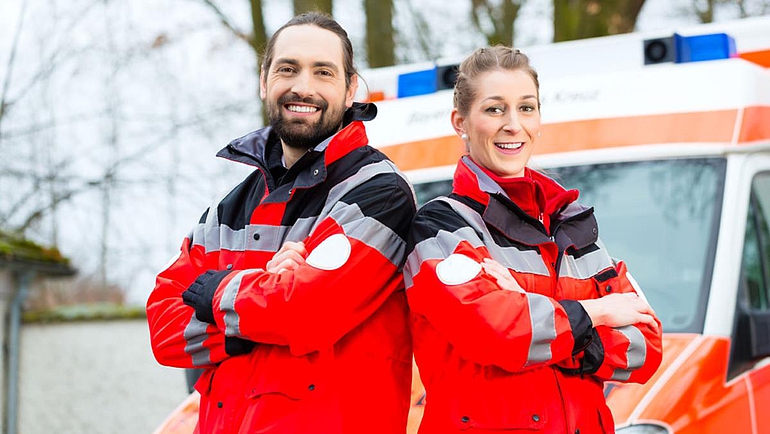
[261,12,357,88]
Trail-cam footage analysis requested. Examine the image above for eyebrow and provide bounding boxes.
[483,94,538,103]
[274,58,340,73]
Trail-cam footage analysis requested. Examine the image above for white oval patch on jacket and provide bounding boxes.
[436,254,481,286]
[306,234,352,271]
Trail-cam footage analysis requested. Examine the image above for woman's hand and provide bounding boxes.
[481,258,525,293]
[579,293,658,329]
[266,241,308,274]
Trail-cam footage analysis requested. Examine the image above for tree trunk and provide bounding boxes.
[553,0,645,42]
[364,0,395,67]
[294,0,333,15]
[249,0,269,125]
[695,0,716,23]
[470,0,523,47]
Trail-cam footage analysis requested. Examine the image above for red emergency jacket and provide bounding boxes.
[147,104,416,434]
[404,156,663,434]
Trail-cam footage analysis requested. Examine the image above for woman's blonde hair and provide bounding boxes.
[453,46,540,116]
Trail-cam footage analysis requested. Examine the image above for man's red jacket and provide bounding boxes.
[147,104,416,433]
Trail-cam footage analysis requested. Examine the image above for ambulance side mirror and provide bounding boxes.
[740,311,770,359]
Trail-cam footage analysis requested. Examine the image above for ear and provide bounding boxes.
[259,68,267,100]
[345,74,359,108]
[451,108,465,137]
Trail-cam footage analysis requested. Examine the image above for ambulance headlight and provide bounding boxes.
[616,424,671,434]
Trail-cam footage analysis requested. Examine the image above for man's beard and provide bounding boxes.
[267,93,346,151]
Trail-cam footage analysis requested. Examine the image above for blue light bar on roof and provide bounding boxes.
[643,32,736,65]
[397,67,437,98]
[676,32,736,63]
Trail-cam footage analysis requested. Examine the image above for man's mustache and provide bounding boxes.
[277,94,328,110]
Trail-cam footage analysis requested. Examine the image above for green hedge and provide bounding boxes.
[22,303,146,323]
[0,230,70,264]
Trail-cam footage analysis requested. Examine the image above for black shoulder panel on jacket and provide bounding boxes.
[216,170,267,231]
[407,199,478,253]
[339,172,416,240]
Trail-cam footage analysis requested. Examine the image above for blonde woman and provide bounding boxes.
[404,47,663,434]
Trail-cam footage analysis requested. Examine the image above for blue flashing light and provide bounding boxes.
[397,68,437,98]
[675,32,736,63]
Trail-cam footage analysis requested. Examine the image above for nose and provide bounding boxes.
[290,70,315,98]
[502,112,522,134]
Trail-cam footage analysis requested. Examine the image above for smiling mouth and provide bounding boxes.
[285,104,320,114]
[495,142,524,150]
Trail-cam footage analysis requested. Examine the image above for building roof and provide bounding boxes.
[0,231,76,276]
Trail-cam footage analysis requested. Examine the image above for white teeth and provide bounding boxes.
[286,105,319,113]
[495,142,523,149]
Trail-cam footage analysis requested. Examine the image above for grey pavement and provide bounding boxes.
[19,319,190,434]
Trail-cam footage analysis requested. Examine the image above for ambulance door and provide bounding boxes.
[734,169,770,433]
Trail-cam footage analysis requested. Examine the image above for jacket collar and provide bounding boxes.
[453,156,580,213]
[453,156,595,247]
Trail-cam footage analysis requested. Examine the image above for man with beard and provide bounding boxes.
[146,12,416,434]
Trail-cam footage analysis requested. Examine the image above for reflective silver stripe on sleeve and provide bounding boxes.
[219,225,245,251]
[192,220,222,253]
[190,190,231,252]
[611,369,633,382]
[610,325,647,381]
[283,216,319,242]
[501,246,550,276]
[559,245,614,279]
[317,160,412,231]
[219,269,261,337]
[524,293,557,366]
[184,316,212,367]
[404,226,484,289]
[325,201,406,267]
[434,198,550,276]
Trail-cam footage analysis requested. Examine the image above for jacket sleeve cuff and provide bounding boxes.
[558,299,593,355]
[225,336,257,356]
[581,329,605,375]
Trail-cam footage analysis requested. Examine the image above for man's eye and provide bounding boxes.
[277,66,295,74]
[317,70,333,77]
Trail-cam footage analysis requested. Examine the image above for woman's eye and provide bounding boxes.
[486,107,504,114]
[520,105,535,113]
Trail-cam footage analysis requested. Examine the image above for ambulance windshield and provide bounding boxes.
[551,158,725,333]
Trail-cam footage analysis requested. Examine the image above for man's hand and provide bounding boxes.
[481,258,525,293]
[266,241,308,274]
[579,293,658,330]
[182,270,224,324]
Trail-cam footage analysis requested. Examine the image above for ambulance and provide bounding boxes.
[154,16,770,434]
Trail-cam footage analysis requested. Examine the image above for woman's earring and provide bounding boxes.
[461,133,468,141]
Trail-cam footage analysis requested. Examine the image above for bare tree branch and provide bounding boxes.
[0,0,30,147]
[1,0,106,145]
[197,0,254,48]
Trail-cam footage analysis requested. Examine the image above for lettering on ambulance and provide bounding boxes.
[539,88,601,105]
